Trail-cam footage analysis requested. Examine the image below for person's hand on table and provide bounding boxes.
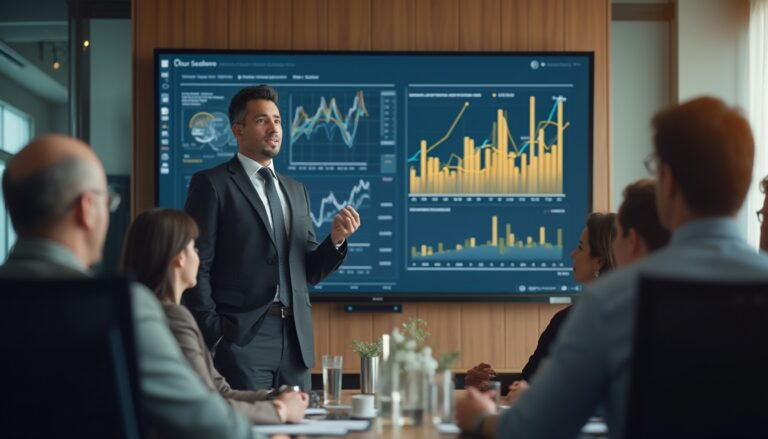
[465,362,497,391]
[504,379,530,405]
[455,387,498,438]
[275,391,309,423]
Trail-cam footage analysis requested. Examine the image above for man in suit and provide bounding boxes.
[0,134,255,438]
[184,85,360,391]
[455,97,768,439]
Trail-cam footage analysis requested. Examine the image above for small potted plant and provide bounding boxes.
[352,338,383,394]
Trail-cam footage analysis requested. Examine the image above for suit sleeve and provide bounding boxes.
[302,185,347,285]
[130,285,255,438]
[183,172,222,347]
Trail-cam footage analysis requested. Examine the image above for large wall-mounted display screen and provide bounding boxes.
[156,50,593,300]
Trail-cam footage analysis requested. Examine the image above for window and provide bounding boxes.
[0,100,32,261]
[0,102,33,154]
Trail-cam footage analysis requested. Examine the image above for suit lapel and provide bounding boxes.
[227,157,277,247]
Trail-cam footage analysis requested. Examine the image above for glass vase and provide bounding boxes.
[376,335,401,427]
[399,370,429,426]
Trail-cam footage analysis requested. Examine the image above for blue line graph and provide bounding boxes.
[310,179,371,228]
[290,90,369,148]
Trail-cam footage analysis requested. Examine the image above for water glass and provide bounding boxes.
[488,381,502,407]
[430,369,454,425]
[322,354,343,406]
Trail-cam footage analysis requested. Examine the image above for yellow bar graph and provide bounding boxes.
[411,216,564,260]
[409,97,568,195]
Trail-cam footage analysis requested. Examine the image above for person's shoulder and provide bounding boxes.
[193,159,232,179]
[162,302,196,325]
[128,282,166,319]
[276,171,301,187]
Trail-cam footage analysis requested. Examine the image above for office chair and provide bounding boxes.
[626,277,768,439]
[0,277,144,438]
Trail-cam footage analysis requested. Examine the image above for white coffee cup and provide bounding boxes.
[351,394,375,418]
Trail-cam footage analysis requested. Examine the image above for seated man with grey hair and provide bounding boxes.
[0,134,256,438]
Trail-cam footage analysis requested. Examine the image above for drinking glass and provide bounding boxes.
[322,355,343,406]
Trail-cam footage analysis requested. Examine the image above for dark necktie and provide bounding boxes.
[258,167,291,307]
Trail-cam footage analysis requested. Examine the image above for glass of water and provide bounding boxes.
[322,355,343,406]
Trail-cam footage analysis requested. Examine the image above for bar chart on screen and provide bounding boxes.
[407,94,568,197]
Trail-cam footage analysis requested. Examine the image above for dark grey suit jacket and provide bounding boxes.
[184,156,346,368]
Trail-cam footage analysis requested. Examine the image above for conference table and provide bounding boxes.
[261,390,608,439]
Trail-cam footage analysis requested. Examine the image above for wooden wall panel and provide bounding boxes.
[292,0,328,49]
[133,0,611,373]
[504,303,540,370]
[414,0,459,51]
[133,0,223,216]
[418,304,462,361]
[228,0,292,49]
[328,304,374,371]
[500,0,564,50]
[182,0,229,48]
[565,0,611,210]
[311,303,331,369]
[327,0,372,50]
[371,304,419,342]
[459,0,501,51]
[371,0,414,50]
[460,304,506,368]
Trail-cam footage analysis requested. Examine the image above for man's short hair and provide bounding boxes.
[652,97,754,216]
[228,85,279,126]
[761,175,768,194]
[2,157,93,235]
[618,179,670,252]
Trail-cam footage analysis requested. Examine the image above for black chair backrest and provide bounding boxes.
[0,277,143,438]
[627,277,768,439]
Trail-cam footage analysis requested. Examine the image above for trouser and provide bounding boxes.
[214,313,311,391]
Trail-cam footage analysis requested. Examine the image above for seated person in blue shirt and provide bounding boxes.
[121,208,309,424]
[465,213,617,395]
[455,96,768,439]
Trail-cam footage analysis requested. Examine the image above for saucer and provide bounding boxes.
[351,408,377,419]
[325,404,352,417]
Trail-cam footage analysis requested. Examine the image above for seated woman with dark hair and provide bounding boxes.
[120,208,308,424]
[465,212,617,401]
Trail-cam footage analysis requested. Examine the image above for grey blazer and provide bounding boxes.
[0,238,255,439]
[162,303,282,424]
